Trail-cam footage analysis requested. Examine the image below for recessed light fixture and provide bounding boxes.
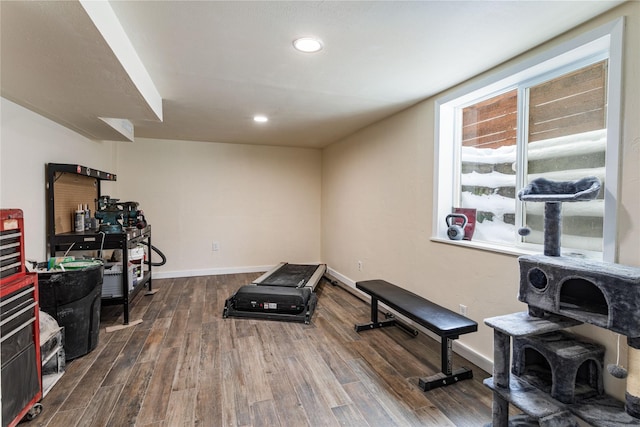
[253,115,268,123]
[293,37,323,53]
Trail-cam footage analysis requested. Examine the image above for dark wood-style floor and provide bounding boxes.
[32,273,498,427]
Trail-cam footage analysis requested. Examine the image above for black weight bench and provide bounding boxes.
[354,279,478,391]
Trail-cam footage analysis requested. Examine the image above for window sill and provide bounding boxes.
[430,237,537,257]
[430,237,602,261]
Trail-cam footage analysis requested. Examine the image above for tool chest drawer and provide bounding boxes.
[1,209,26,283]
[1,274,41,427]
[1,285,37,363]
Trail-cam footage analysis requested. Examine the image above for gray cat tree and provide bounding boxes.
[483,177,640,426]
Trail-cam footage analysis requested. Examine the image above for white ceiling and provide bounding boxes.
[0,1,625,148]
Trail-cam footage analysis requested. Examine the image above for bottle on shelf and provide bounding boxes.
[84,204,90,231]
[74,205,84,232]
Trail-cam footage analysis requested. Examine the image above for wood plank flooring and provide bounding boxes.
[32,273,498,426]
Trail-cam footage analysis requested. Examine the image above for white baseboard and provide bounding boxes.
[152,261,324,280]
[151,264,273,279]
[326,267,494,375]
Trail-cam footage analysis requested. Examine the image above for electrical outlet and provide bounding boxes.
[212,242,220,251]
[357,260,363,271]
[459,304,468,316]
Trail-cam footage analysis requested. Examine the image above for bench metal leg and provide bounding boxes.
[442,336,453,375]
[354,296,397,332]
[371,296,379,323]
[418,336,473,391]
[354,298,419,336]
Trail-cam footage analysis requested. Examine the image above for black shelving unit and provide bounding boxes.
[46,163,152,325]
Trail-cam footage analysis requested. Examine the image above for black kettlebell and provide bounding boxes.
[446,213,468,240]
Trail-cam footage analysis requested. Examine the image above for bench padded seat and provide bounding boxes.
[356,279,477,337]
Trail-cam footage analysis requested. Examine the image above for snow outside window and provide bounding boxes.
[434,19,623,261]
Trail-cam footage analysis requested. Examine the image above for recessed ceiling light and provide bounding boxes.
[253,115,268,123]
[293,37,323,53]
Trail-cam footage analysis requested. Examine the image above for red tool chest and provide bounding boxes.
[1,209,42,427]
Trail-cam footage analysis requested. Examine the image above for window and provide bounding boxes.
[434,19,623,261]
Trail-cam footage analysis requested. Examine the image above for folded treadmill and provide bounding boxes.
[222,263,326,324]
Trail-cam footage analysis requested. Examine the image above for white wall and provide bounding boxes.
[0,98,117,262]
[322,1,640,400]
[113,138,322,277]
[0,99,322,277]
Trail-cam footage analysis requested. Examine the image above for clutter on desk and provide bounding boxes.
[43,256,102,271]
[46,164,165,326]
[94,195,147,233]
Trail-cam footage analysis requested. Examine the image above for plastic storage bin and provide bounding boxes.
[128,245,145,281]
[102,262,136,298]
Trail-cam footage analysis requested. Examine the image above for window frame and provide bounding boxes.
[432,18,624,262]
